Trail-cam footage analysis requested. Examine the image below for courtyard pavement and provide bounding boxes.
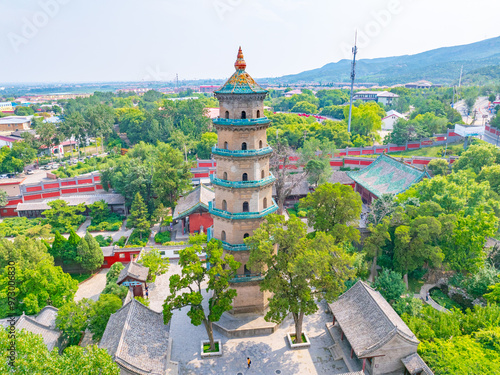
[148,261,350,375]
[74,268,108,302]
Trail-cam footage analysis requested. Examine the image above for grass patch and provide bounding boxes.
[290,333,308,344]
[388,142,463,158]
[430,288,462,310]
[203,342,220,353]
[155,231,171,243]
[408,277,425,294]
[69,273,92,283]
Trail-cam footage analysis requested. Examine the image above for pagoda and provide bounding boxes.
[209,47,277,314]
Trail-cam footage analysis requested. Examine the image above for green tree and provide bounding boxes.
[163,240,240,351]
[300,182,362,243]
[50,230,68,260]
[88,294,122,341]
[37,122,57,162]
[363,218,391,280]
[138,248,169,282]
[484,283,500,304]
[56,298,95,346]
[428,158,449,176]
[453,143,500,174]
[43,200,86,233]
[300,138,334,187]
[89,200,111,224]
[372,268,407,303]
[343,101,384,138]
[291,101,318,114]
[153,144,192,211]
[195,132,218,159]
[246,215,355,344]
[0,190,7,207]
[366,194,398,226]
[106,262,125,284]
[77,232,104,272]
[0,329,120,375]
[129,192,150,238]
[477,164,500,195]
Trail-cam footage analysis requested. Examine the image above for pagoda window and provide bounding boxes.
[221,230,226,241]
[222,200,227,211]
[243,201,249,212]
[241,111,246,119]
[259,140,263,148]
[242,173,248,181]
[225,111,229,119]
[243,233,249,238]
[244,264,251,275]
[241,142,247,150]
[224,141,228,149]
[223,172,228,180]
[261,170,265,179]
[263,197,268,209]
[257,110,260,118]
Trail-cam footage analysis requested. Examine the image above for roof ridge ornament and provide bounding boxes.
[234,46,246,71]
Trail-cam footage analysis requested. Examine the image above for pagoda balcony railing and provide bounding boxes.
[221,241,248,251]
[212,146,273,158]
[212,117,270,126]
[208,199,278,220]
[210,173,276,188]
[230,273,264,283]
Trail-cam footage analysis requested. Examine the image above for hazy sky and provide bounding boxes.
[1,0,498,83]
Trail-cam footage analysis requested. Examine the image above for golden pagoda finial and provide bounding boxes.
[234,46,246,71]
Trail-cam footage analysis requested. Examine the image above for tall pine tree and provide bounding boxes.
[130,192,150,239]
[77,233,104,272]
[51,231,68,260]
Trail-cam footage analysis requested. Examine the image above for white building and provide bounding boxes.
[352,91,399,106]
[381,110,406,130]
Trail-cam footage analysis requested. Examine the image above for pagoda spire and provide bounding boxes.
[234,46,246,71]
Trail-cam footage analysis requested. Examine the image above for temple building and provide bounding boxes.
[208,47,277,314]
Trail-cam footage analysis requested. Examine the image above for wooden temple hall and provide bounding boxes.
[327,281,434,375]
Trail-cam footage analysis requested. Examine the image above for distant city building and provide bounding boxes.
[404,80,442,89]
[353,91,399,106]
[0,116,32,131]
[284,89,303,97]
[0,102,14,113]
[199,85,219,93]
[381,110,406,130]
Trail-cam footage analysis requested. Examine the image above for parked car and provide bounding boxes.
[26,170,34,175]
[0,174,7,179]
[6,173,16,178]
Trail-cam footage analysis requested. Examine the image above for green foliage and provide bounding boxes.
[484,283,500,304]
[0,329,120,374]
[450,264,500,299]
[300,182,361,244]
[138,249,169,281]
[366,194,398,226]
[134,296,150,307]
[452,142,500,174]
[163,240,240,351]
[127,229,150,247]
[429,288,462,310]
[0,217,47,237]
[392,296,423,316]
[102,282,128,301]
[94,235,113,247]
[343,101,384,138]
[76,232,104,272]
[154,231,171,243]
[477,164,500,195]
[56,298,95,346]
[0,237,78,318]
[106,262,124,284]
[88,294,122,341]
[113,236,127,248]
[373,268,407,302]
[188,233,207,244]
[43,200,86,233]
[246,215,355,343]
[291,100,318,114]
[129,192,150,233]
[428,158,449,176]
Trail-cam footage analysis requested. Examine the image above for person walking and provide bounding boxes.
[247,357,251,369]
[426,291,430,302]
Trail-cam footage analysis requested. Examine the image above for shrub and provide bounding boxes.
[135,296,150,307]
[113,236,127,247]
[163,241,186,246]
[127,229,150,247]
[297,210,307,217]
[154,231,171,243]
[188,233,207,245]
[95,235,113,247]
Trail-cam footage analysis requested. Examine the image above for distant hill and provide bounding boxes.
[273,36,500,86]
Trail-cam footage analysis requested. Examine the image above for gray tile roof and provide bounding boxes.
[15,312,61,351]
[173,184,214,220]
[330,171,355,185]
[16,193,125,212]
[117,262,149,284]
[34,306,59,329]
[99,299,170,375]
[329,281,419,357]
[402,353,434,375]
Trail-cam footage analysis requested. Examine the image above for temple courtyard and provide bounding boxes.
[148,261,355,375]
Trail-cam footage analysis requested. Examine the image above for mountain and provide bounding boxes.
[273,36,500,86]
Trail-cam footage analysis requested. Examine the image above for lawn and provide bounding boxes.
[203,342,220,353]
[408,277,425,294]
[69,273,92,283]
[387,141,464,158]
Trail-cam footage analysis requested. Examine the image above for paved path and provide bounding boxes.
[415,284,449,313]
[148,262,352,375]
[77,217,91,236]
[74,268,108,302]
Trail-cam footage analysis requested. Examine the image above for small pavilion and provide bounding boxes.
[347,154,430,204]
[117,262,149,298]
[172,184,214,234]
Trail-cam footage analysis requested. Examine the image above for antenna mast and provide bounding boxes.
[347,32,358,134]
[458,65,463,88]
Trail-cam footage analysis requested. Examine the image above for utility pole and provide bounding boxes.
[458,65,463,88]
[347,32,358,134]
